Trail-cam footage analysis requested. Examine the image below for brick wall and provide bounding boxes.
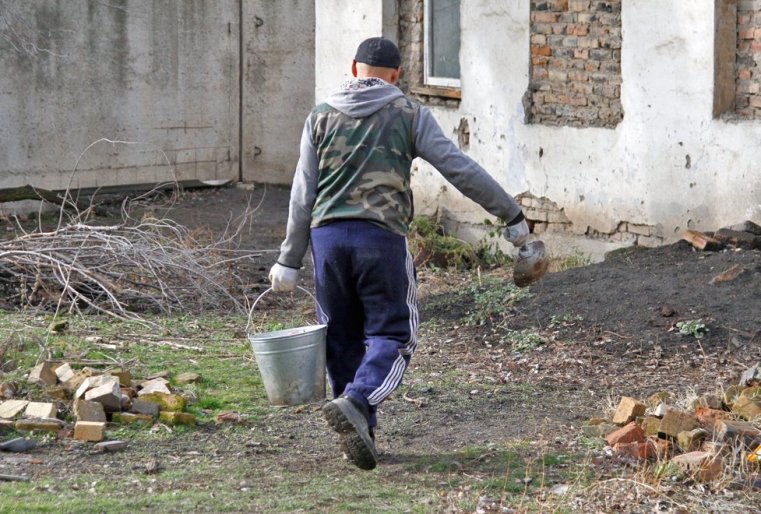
[735,0,761,117]
[527,0,623,128]
[517,193,664,247]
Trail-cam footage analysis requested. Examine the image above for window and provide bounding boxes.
[424,0,461,88]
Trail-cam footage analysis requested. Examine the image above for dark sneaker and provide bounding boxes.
[323,396,378,470]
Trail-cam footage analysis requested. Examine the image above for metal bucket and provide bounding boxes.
[247,288,326,406]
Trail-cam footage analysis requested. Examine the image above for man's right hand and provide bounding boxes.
[269,263,299,292]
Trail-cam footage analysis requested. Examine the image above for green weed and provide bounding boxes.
[462,278,531,326]
[675,319,708,339]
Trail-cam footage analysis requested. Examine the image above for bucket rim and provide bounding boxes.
[247,323,327,341]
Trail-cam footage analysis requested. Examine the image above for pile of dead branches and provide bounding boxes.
[0,212,257,321]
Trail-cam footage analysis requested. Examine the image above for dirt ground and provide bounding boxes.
[2,184,760,512]
[159,183,761,391]
[136,183,761,438]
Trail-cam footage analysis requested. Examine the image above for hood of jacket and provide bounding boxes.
[325,78,405,118]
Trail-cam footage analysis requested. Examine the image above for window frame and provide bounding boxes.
[423,0,461,89]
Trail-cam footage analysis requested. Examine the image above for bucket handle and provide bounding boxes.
[246,286,318,334]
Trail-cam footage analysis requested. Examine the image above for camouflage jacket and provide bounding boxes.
[277,78,523,269]
[310,93,418,235]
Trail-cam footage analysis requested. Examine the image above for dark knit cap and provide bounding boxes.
[354,37,401,69]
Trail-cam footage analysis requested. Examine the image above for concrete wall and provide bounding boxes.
[0,0,240,192]
[317,0,761,259]
[241,0,315,184]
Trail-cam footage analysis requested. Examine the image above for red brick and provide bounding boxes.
[532,46,553,57]
[694,406,730,428]
[533,12,560,24]
[613,438,665,460]
[739,69,752,81]
[606,422,645,446]
[670,451,723,482]
[739,29,756,40]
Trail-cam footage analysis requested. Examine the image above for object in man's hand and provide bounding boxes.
[513,241,549,287]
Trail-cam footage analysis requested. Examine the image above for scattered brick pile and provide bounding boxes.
[0,361,200,449]
[584,362,761,482]
[682,220,761,253]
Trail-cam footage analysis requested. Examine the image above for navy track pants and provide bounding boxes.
[310,220,418,428]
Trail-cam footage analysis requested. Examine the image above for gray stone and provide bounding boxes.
[94,440,127,452]
[0,437,37,452]
[740,362,760,387]
[130,399,160,417]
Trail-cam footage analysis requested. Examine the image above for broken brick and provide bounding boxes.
[62,371,91,394]
[694,406,731,428]
[682,230,724,251]
[606,422,645,446]
[713,227,761,250]
[15,419,63,432]
[710,264,745,284]
[110,370,131,387]
[84,378,122,412]
[670,451,723,482]
[138,378,171,395]
[715,419,761,447]
[613,437,668,461]
[23,402,57,419]
[640,416,662,436]
[73,399,106,423]
[53,363,75,384]
[112,412,154,425]
[28,362,57,386]
[611,396,646,425]
[73,421,106,442]
[658,409,699,439]
[130,399,160,417]
[159,411,196,426]
[0,400,29,419]
[138,392,186,412]
[677,428,708,452]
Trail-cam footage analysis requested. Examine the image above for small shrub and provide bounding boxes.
[408,216,478,269]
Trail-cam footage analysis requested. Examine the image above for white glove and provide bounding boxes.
[503,219,530,248]
[269,263,299,292]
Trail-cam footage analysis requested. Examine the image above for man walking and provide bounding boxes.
[269,37,529,470]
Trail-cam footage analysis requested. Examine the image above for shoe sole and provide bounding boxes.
[323,399,378,470]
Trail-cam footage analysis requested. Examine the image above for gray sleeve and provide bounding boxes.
[413,106,523,224]
[276,116,319,269]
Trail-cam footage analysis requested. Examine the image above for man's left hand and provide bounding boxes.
[503,219,530,248]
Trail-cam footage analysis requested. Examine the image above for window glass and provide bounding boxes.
[425,0,460,87]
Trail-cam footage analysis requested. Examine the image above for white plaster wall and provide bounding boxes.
[320,0,761,258]
[315,0,398,102]
[0,1,239,191]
